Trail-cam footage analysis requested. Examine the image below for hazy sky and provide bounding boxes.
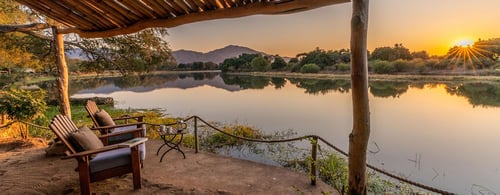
[164,0,500,57]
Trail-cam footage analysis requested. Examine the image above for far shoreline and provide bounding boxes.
[26,70,499,85]
[226,71,500,83]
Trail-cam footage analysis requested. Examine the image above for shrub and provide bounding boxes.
[392,59,412,72]
[300,63,321,73]
[0,88,47,139]
[370,60,395,74]
[336,63,351,72]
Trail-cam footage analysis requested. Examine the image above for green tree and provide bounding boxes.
[0,88,47,139]
[411,50,429,59]
[271,55,287,70]
[251,56,270,72]
[370,43,412,61]
[299,47,334,69]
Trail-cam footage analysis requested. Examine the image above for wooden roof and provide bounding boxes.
[16,0,349,38]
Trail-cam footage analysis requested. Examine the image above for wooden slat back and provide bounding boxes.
[85,100,100,127]
[49,115,79,155]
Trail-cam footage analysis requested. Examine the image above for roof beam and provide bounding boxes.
[59,0,349,38]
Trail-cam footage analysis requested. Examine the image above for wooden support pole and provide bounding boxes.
[349,0,370,194]
[310,136,318,185]
[194,116,199,153]
[52,26,71,118]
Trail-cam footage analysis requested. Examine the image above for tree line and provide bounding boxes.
[220,40,500,75]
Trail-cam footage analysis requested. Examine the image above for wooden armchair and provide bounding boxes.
[85,100,146,144]
[49,115,147,195]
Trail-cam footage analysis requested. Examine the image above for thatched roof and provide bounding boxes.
[16,0,349,38]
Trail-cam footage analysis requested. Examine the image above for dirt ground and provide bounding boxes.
[0,138,338,194]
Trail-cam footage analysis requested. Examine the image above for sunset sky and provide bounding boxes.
[164,0,500,57]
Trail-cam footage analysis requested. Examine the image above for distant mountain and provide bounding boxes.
[172,45,264,64]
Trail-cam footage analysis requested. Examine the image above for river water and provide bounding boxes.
[68,72,500,194]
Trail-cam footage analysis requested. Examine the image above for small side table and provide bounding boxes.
[156,129,188,162]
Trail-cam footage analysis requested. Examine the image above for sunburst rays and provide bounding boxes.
[445,41,495,73]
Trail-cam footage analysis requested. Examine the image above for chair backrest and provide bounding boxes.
[85,100,100,127]
[49,115,79,155]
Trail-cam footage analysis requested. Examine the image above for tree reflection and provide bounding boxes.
[270,77,286,89]
[221,75,270,89]
[38,73,500,108]
[369,81,410,98]
[446,82,500,107]
[289,78,351,95]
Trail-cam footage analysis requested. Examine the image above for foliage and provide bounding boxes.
[411,50,429,59]
[250,55,271,72]
[299,48,350,69]
[0,88,46,121]
[270,55,288,70]
[370,43,412,61]
[77,29,175,74]
[336,63,351,72]
[289,62,302,73]
[369,60,396,74]
[392,59,412,72]
[203,125,263,149]
[220,53,259,72]
[300,63,321,73]
[0,88,46,138]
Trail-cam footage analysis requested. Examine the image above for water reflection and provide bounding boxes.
[288,78,351,95]
[369,81,409,98]
[446,83,500,107]
[38,73,500,107]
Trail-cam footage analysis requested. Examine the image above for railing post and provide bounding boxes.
[311,136,318,185]
[194,116,198,153]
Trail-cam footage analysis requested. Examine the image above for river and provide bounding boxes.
[66,72,500,194]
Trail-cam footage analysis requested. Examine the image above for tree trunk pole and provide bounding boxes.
[51,26,71,118]
[349,0,370,194]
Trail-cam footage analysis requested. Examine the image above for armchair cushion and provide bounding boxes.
[69,126,104,153]
[90,146,145,173]
[94,109,115,132]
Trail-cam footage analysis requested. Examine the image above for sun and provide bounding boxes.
[452,39,474,47]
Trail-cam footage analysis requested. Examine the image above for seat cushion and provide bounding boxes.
[90,146,145,173]
[107,124,147,160]
[69,126,104,152]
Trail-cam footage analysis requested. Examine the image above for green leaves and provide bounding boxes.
[0,88,47,121]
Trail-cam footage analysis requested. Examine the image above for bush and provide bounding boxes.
[0,88,47,139]
[289,62,302,72]
[370,60,395,74]
[392,59,412,72]
[300,63,321,73]
[336,63,351,72]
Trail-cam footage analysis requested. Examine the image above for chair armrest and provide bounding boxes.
[97,128,145,139]
[91,122,145,130]
[62,145,121,159]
